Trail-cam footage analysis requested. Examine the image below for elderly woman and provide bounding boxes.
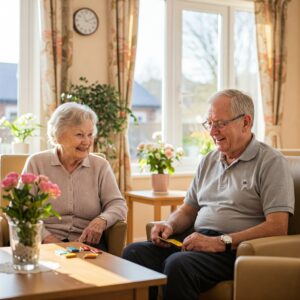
[22,102,127,250]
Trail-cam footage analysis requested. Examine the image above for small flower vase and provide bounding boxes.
[12,142,29,154]
[152,173,169,193]
[8,220,43,271]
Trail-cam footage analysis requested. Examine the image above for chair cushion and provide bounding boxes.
[200,280,233,300]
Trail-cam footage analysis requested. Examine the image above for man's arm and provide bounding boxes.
[182,211,289,252]
[230,211,289,249]
[151,203,198,247]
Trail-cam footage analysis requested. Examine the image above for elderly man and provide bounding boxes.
[123,89,295,300]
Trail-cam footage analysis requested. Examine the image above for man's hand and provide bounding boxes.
[43,234,61,244]
[151,222,174,247]
[182,232,225,253]
[79,217,106,245]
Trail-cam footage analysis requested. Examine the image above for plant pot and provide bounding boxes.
[12,142,29,154]
[152,174,169,193]
[8,220,43,271]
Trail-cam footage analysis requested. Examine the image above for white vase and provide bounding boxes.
[12,142,29,154]
[151,174,169,193]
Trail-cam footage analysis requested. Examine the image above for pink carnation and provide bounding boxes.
[1,174,19,190]
[164,148,174,159]
[21,173,37,185]
[6,172,19,180]
[39,181,61,199]
[35,175,49,185]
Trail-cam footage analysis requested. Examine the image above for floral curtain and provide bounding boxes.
[40,0,73,118]
[107,0,139,193]
[254,0,291,148]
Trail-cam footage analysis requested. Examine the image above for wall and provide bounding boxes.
[70,0,108,84]
[70,0,300,241]
[282,0,300,148]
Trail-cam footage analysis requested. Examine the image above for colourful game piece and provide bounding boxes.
[84,253,98,259]
[80,246,91,251]
[65,253,77,258]
[55,249,68,256]
[91,248,102,254]
[158,237,183,248]
[66,246,80,253]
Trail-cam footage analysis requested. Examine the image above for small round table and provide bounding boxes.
[125,190,186,243]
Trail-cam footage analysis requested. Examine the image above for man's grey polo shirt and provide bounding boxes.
[184,136,295,234]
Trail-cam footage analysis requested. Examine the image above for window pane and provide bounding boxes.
[234,10,261,134]
[129,0,164,162]
[181,10,220,157]
[0,0,19,152]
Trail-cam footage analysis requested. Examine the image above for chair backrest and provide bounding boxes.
[286,156,300,234]
[279,149,300,156]
[0,154,28,246]
[0,154,28,206]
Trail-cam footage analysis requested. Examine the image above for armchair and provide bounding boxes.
[146,155,300,300]
[0,154,127,257]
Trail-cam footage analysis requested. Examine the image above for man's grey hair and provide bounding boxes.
[47,102,98,146]
[209,89,254,126]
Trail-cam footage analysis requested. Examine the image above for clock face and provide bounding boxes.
[74,8,98,36]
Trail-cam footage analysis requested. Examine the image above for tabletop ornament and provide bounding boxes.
[1,172,61,271]
[137,132,184,192]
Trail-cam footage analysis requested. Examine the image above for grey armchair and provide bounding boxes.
[146,155,300,300]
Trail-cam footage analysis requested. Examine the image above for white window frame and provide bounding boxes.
[18,0,41,152]
[164,0,258,174]
[131,0,261,175]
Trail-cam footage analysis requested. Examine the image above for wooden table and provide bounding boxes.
[0,242,166,300]
[125,190,186,243]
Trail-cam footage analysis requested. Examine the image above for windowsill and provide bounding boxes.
[131,156,201,178]
[132,171,195,178]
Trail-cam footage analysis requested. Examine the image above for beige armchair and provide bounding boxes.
[146,155,300,300]
[0,154,127,257]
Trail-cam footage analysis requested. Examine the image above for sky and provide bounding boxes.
[0,0,19,63]
[135,0,164,81]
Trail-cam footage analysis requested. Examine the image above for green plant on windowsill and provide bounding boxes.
[183,131,215,156]
[61,77,138,159]
[0,113,41,143]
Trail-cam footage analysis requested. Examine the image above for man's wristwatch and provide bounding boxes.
[220,234,232,251]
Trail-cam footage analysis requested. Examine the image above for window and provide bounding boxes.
[0,0,40,153]
[131,0,262,173]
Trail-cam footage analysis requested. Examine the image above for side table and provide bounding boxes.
[125,190,186,244]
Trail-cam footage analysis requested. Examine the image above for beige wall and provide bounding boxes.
[70,0,300,241]
[70,0,108,84]
[282,0,300,148]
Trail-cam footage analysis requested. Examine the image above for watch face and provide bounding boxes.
[221,235,232,244]
[74,8,98,36]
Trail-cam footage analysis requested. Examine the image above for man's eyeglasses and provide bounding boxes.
[202,114,245,131]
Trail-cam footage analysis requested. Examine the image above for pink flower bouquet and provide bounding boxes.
[137,132,184,174]
[1,172,61,225]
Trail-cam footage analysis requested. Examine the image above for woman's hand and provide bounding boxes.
[43,234,61,244]
[79,217,106,245]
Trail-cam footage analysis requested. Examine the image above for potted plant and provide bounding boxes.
[137,132,184,192]
[61,77,137,159]
[1,172,61,271]
[183,131,215,156]
[0,113,41,153]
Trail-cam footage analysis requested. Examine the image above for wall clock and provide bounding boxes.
[73,8,99,36]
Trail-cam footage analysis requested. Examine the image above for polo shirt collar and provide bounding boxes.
[50,147,90,167]
[219,134,260,164]
[238,135,260,162]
